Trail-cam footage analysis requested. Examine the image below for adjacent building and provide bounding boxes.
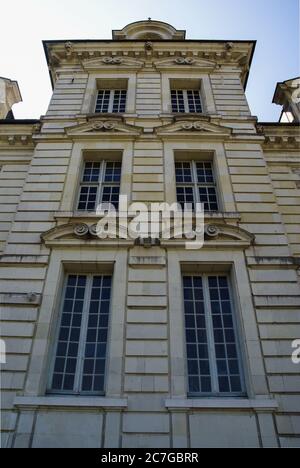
[0,20,299,448]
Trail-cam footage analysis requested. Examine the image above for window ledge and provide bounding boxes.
[165,398,278,412]
[54,211,103,219]
[205,212,241,221]
[14,396,128,411]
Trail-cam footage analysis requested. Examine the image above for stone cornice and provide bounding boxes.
[0,123,37,147]
[44,41,254,88]
[256,123,300,150]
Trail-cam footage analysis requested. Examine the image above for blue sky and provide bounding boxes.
[0,0,299,121]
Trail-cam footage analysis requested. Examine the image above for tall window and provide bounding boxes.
[183,275,244,396]
[77,161,121,211]
[95,90,127,113]
[175,161,219,211]
[171,90,202,113]
[50,274,112,395]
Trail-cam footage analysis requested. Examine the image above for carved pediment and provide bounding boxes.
[41,223,133,247]
[154,56,217,71]
[203,223,255,245]
[41,221,254,250]
[82,56,145,71]
[65,118,142,139]
[160,222,255,248]
[156,118,232,138]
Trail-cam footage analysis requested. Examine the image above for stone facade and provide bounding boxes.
[0,20,299,448]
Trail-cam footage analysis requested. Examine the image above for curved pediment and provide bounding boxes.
[112,20,186,41]
[160,222,255,248]
[203,223,255,246]
[41,223,134,247]
[41,221,254,250]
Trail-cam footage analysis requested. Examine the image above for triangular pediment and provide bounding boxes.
[154,56,217,71]
[65,118,142,139]
[82,56,145,71]
[156,118,232,137]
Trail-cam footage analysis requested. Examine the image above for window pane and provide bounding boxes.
[183,276,212,394]
[101,185,120,210]
[95,90,110,113]
[198,186,218,212]
[183,274,243,396]
[175,162,193,183]
[82,162,101,183]
[77,186,98,211]
[112,90,127,113]
[78,161,121,212]
[51,275,87,392]
[208,276,243,394]
[176,186,195,210]
[196,162,219,212]
[187,90,202,113]
[196,162,214,184]
[104,162,122,183]
[171,90,185,113]
[81,276,112,393]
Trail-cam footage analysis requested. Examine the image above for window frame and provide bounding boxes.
[175,160,219,212]
[182,273,246,398]
[95,89,127,114]
[47,273,113,396]
[76,159,122,212]
[171,89,203,114]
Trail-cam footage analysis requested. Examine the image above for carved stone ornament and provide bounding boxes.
[181,122,205,131]
[88,224,98,236]
[65,41,73,53]
[74,224,89,237]
[102,57,123,65]
[256,125,264,135]
[91,121,115,131]
[205,224,220,238]
[225,42,234,50]
[145,41,153,51]
[74,224,99,238]
[174,57,195,65]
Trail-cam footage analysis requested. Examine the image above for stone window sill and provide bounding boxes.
[14,396,127,411]
[165,398,278,412]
